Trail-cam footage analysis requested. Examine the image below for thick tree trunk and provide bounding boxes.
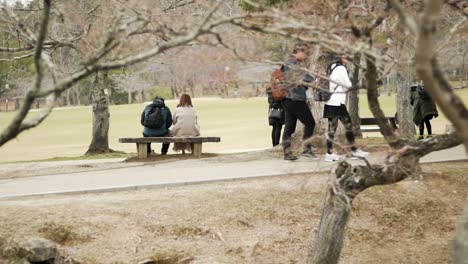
[396,73,414,138]
[349,54,362,137]
[453,202,468,264]
[85,72,113,155]
[309,189,351,264]
[310,100,326,136]
[308,45,326,137]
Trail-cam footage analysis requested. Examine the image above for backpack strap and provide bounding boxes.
[328,62,342,75]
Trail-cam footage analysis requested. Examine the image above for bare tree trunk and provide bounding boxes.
[396,74,414,138]
[128,86,132,104]
[460,51,466,89]
[308,45,326,137]
[171,84,179,99]
[65,89,71,106]
[85,72,113,155]
[349,54,362,137]
[453,202,468,264]
[73,88,81,106]
[141,89,146,103]
[309,188,351,264]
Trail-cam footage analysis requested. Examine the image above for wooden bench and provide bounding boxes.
[360,117,397,133]
[119,137,221,159]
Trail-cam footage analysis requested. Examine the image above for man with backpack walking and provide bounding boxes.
[280,43,317,161]
[141,96,173,155]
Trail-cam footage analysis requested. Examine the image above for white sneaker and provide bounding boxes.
[352,149,369,158]
[325,152,340,162]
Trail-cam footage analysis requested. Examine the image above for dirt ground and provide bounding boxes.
[0,161,467,264]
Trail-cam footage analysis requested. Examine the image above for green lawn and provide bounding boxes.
[0,98,272,163]
[0,89,467,163]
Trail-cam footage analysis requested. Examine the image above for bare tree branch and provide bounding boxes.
[0,52,34,61]
[387,0,418,34]
[0,0,52,145]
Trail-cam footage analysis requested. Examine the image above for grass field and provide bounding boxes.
[0,89,467,163]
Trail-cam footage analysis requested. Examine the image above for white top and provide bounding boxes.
[170,106,200,137]
[325,64,352,106]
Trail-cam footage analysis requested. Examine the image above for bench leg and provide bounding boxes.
[191,143,202,158]
[137,143,148,159]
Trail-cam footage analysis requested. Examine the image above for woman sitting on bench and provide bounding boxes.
[170,94,201,153]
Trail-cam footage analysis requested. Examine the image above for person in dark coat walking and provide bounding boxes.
[281,43,318,161]
[410,85,438,140]
[141,96,173,155]
[266,87,285,146]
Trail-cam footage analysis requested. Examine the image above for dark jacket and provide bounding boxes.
[141,98,172,137]
[410,86,438,125]
[283,57,313,102]
[266,87,285,125]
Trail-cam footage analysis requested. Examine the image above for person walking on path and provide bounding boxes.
[281,44,317,161]
[170,94,201,152]
[141,96,173,155]
[323,54,369,162]
[266,87,285,147]
[410,85,438,140]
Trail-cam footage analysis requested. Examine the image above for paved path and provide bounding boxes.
[0,145,466,199]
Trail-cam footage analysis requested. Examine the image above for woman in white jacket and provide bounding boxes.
[171,94,201,152]
[323,55,368,162]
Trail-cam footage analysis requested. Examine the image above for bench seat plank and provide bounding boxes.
[119,137,220,143]
[119,137,220,159]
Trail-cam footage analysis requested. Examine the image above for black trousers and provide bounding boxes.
[281,99,315,155]
[271,124,283,146]
[143,133,170,154]
[147,142,170,154]
[419,116,432,136]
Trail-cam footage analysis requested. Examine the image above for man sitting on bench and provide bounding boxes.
[140,96,173,155]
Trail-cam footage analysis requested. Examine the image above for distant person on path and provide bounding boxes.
[281,43,317,161]
[141,96,173,155]
[323,54,369,162]
[410,85,438,140]
[266,87,285,147]
[170,94,201,152]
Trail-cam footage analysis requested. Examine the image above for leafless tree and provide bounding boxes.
[0,0,247,148]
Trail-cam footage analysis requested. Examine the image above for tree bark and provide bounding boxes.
[349,54,362,137]
[85,72,113,155]
[128,86,132,104]
[65,89,71,106]
[308,45,326,137]
[396,72,414,138]
[453,202,468,264]
[309,187,351,264]
[309,132,460,263]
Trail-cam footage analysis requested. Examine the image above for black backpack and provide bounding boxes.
[313,63,341,102]
[143,106,165,129]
